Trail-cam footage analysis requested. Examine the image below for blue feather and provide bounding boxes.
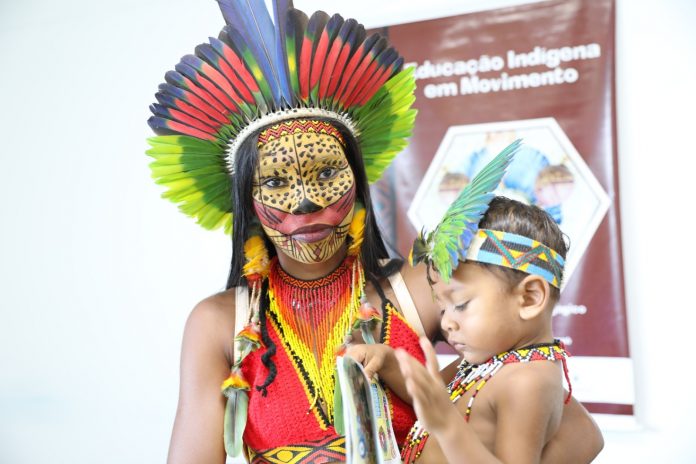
[217,0,283,107]
[272,0,294,105]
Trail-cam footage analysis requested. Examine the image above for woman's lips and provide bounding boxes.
[290,224,333,243]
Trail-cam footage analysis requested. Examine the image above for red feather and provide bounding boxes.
[309,28,330,95]
[326,23,364,100]
[204,43,255,103]
[298,12,329,102]
[355,57,402,106]
[342,54,380,106]
[216,36,261,94]
[298,35,313,101]
[317,16,349,99]
[173,70,228,115]
[310,14,342,99]
[199,61,247,109]
[347,49,398,107]
[157,94,223,129]
[161,106,218,135]
[165,119,218,141]
[163,79,228,123]
[335,36,385,108]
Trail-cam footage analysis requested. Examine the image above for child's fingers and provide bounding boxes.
[395,348,416,381]
[396,349,434,401]
[419,337,441,381]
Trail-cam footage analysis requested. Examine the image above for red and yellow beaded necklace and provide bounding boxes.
[401,341,571,463]
[267,255,365,424]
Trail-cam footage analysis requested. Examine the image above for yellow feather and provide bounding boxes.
[242,235,270,277]
[347,209,366,256]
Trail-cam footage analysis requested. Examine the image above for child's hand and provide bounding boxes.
[395,337,459,435]
[345,343,394,379]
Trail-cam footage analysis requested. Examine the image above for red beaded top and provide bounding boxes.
[241,298,425,460]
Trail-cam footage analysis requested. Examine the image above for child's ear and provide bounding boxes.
[514,275,550,320]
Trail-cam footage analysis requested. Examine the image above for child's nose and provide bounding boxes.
[440,309,458,332]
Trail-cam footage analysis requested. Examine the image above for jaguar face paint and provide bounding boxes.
[252,121,356,264]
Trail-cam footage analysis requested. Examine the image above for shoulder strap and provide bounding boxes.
[383,263,425,338]
[233,286,249,364]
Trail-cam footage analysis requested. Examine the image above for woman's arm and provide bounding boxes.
[399,262,443,341]
[167,292,236,464]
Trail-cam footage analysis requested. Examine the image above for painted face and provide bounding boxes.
[252,129,356,264]
[434,263,521,365]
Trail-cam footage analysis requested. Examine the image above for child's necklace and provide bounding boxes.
[401,340,571,463]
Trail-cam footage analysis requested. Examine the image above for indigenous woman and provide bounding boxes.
[146,1,602,462]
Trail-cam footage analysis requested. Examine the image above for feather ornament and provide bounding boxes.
[217,0,284,107]
[346,207,366,256]
[409,140,521,283]
[332,371,345,435]
[308,14,343,104]
[222,370,250,457]
[298,11,329,102]
[147,1,416,233]
[318,18,355,99]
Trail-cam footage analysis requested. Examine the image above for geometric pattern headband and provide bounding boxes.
[465,229,565,288]
[257,119,346,147]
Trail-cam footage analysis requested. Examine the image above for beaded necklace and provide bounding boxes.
[267,255,364,426]
[401,340,571,463]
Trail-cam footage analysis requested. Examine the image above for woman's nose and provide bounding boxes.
[292,197,322,214]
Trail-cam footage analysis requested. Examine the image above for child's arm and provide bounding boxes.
[396,338,562,464]
[344,343,411,403]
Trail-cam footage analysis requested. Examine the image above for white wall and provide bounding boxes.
[0,0,694,462]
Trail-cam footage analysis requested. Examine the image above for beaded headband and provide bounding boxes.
[257,119,346,147]
[466,229,565,288]
[146,0,417,234]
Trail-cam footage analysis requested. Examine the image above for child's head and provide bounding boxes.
[435,197,568,364]
[475,196,568,305]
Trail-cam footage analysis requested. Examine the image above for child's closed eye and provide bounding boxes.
[454,301,469,311]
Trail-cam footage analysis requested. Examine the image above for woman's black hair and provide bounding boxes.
[476,196,569,303]
[225,119,398,290]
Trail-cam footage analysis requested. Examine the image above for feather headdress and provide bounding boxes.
[409,140,521,284]
[146,0,417,233]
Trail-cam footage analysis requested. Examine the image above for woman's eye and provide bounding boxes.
[262,177,285,188]
[318,167,337,180]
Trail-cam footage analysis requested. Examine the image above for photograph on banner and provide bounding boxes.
[407,118,610,289]
[370,0,632,416]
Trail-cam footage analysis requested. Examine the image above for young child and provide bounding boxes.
[348,196,575,464]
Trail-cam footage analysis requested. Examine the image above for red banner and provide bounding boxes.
[372,0,631,415]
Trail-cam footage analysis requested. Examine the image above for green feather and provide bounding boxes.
[147,135,233,232]
[333,370,345,435]
[223,390,248,457]
[423,140,521,282]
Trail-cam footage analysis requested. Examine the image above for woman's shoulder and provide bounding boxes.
[183,288,238,364]
[376,261,441,341]
[187,288,237,328]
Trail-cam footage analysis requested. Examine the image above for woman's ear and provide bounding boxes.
[515,275,550,321]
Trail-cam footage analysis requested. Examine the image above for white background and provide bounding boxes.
[1,0,694,462]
